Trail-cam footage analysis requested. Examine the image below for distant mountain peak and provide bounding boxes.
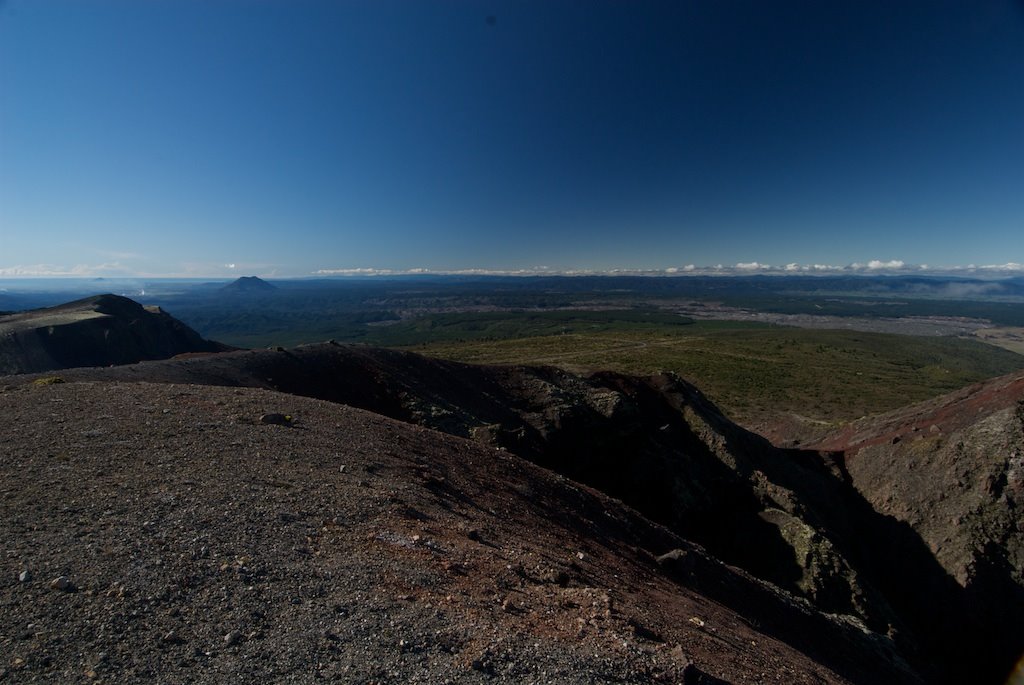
[221,276,277,293]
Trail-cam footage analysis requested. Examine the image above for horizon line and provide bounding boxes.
[2,260,1024,281]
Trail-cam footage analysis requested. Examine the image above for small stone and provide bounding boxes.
[18,570,31,583]
[260,413,291,426]
[50,576,77,592]
[656,548,696,579]
[669,644,687,662]
[224,630,242,646]
[162,630,183,644]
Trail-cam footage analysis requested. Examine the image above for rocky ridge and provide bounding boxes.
[810,372,1024,684]
[0,294,226,375]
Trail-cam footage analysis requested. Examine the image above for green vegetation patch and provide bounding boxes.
[362,308,694,346]
[402,319,1024,432]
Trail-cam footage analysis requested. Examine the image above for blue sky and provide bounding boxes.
[1,0,1022,278]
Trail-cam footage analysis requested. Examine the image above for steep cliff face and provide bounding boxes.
[811,372,1024,684]
[0,294,227,374]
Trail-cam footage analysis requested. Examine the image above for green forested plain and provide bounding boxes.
[392,316,1024,435]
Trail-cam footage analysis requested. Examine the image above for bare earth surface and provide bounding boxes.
[0,381,901,684]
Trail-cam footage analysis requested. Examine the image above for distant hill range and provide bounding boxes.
[0,294,228,374]
[220,276,277,293]
[2,294,1023,683]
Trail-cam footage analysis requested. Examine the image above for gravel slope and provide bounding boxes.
[0,381,913,684]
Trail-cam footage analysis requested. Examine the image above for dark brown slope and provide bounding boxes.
[809,371,1024,685]
[0,381,913,684]
[11,343,939,680]
[0,294,228,375]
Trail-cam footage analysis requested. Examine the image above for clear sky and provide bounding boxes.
[1,0,1022,278]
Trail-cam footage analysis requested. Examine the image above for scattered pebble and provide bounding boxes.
[224,630,243,646]
[18,570,31,583]
[162,630,183,644]
[50,576,77,593]
[260,413,291,426]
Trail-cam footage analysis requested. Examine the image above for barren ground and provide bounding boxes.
[0,381,884,684]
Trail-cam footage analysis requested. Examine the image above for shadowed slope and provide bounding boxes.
[811,372,1024,685]
[0,294,228,374]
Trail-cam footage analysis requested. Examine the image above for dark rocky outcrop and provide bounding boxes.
[0,294,228,375]
[810,372,1024,685]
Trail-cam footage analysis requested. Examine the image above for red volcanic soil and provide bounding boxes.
[810,371,1024,456]
[0,381,912,683]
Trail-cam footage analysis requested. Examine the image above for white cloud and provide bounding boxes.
[848,260,905,271]
[314,267,397,276]
[866,259,905,270]
[979,262,1024,272]
[735,261,770,271]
